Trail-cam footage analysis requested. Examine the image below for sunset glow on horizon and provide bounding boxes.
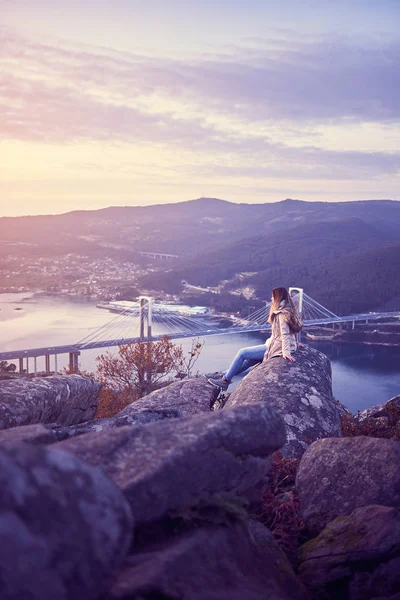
[1,0,399,217]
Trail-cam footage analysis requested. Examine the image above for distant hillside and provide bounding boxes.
[247,243,400,315]
[140,216,400,314]
[1,197,399,314]
[1,197,399,260]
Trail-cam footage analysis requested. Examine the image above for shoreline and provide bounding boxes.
[309,338,400,349]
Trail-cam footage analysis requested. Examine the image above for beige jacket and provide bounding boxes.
[265,309,298,360]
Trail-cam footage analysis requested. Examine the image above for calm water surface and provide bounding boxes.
[1,293,399,413]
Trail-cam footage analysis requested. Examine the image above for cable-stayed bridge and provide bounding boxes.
[1,288,399,374]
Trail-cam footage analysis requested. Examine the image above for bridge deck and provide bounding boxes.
[0,312,398,361]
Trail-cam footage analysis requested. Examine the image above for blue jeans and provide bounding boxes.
[224,344,266,381]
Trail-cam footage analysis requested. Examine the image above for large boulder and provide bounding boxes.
[296,437,400,536]
[0,375,191,445]
[108,520,309,600]
[298,505,400,600]
[5,379,216,444]
[0,442,133,600]
[55,402,286,524]
[0,409,185,447]
[0,374,100,430]
[0,379,217,446]
[67,377,218,435]
[116,377,218,418]
[57,406,184,439]
[0,422,72,446]
[225,345,340,457]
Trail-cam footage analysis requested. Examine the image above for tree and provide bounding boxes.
[95,335,203,402]
[173,337,204,380]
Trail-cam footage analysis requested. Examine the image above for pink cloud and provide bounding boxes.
[1,28,400,181]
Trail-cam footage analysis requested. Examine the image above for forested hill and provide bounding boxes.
[1,197,399,314]
[1,197,400,259]
[144,219,395,287]
[136,199,400,315]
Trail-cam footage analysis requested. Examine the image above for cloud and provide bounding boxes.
[1,27,399,182]
[2,28,400,122]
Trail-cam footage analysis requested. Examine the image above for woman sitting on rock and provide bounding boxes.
[207,286,302,391]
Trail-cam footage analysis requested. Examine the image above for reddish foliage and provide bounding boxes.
[95,386,138,419]
[94,336,203,418]
[95,336,185,399]
[64,336,204,419]
[257,452,304,566]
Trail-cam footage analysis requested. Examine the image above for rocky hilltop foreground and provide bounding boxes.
[0,346,399,599]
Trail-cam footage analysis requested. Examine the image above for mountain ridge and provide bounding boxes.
[1,197,398,222]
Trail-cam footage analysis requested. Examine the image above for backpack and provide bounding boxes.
[281,308,303,334]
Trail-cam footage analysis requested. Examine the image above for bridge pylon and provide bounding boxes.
[289,287,304,317]
[138,296,153,341]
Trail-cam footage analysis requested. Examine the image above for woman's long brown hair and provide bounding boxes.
[268,287,297,323]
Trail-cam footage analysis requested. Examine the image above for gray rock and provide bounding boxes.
[55,402,286,524]
[0,409,184,447]
[63,406,184,437]
[0,374,100,430]
[0,442,133,600]
[356,394,400,422]
[50,379,216,441]
[0,422,72,445]
[107,520,309,600]
[336,400,352,417]
[296,436,400,537]
[298,505,400,600]
[225,345,340,458]
[116,377,218,418]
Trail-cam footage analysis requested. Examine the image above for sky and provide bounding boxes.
[1,0,399,216]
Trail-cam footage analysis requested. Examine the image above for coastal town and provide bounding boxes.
[0,254,157,302]
[1,251,399,349]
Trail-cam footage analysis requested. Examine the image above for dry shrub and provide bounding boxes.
[258,452,304,566]
[95,386,139,419]
[341,402,400,441]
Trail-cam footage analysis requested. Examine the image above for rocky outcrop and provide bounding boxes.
[296,437,400,536]
[0,422,72,445]
[55,402,286,524]
[0,374,100,430]
[63,378,217,435]
[0,409,184,446]
[116,377,219,417]
[355,393,400,421]
[0,379,217,445]
[6,351,397,599]
[225,345,341,457]
[0,442,133,600]
[108,520,309,600]
[59,406,185,438]
[298,505,400,600]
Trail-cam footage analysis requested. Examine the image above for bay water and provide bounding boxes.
[1,292,399,413]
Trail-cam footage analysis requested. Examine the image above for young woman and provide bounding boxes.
[207,287,301,391]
